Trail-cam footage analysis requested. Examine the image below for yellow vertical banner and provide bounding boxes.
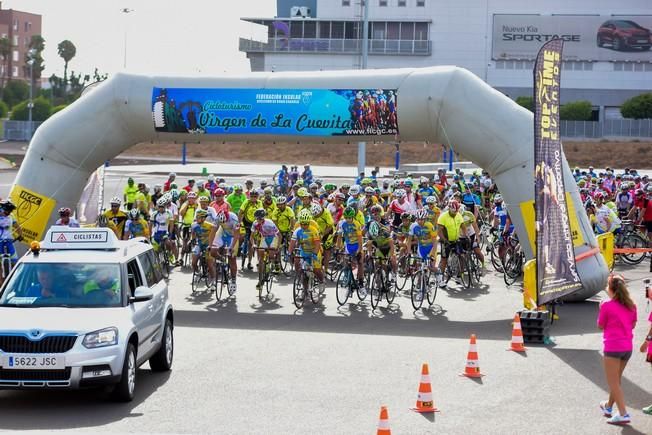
[8,185,57,243]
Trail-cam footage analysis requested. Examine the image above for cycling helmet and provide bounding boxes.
[110,197,122,205]
[195,209,208,219]
[129,209,140,219]
[276,196,287,205]
[295,179,304,186]
[310,203,323,216]
[187,192,197,199]
[168,172,176,178]
[297,187,309,197]
[340,183,350,190]
[298,209,312,224]
[425,196,437,205]
[394,189,406,198]
[199,196,210,203]
[263,186,273,194]
[260,180,268,187]
[213,188,225,197]
[382,179,390,186]
[249,189,261,196]
[368,221,380,238]
[448,200,461,211]
[494,194,503,203]
[170,183,178,190]
[162,193,173,204]
[0,199,16,213]
[403,179,414,187]
[349,185,361,195]
[254,208,266,219]
[179,190,188,197]
[594,192,605,200]
[309,182,319,190]
[154,184,162,192]
[58,207,71,216]
[324,183,336,191]
[245,179,254,185]
[171,190,180,202]
[315,178,323,185]
[208,174,215,182]
[370,204,383,215]
[364,186,375,194]
[400,212,411,220]
[156,198,167,207]
[361,178,372,186]
[335,192,345,200]
[343,206,356,218]
[233,184,243,191]
[646,185,652,193]
[420,176,429,184]
[215,211,227,223]
[327,193,335,202]
[416,209,429,220]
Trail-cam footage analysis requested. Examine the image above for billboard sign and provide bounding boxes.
[152,88,398,137]
[493,15,652,61]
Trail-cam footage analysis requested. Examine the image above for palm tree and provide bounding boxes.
[0,37,11,100]
[57,40,76,92]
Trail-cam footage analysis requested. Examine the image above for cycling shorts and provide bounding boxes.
[0,240,17,261]
[258,235,279,250]
[192,244,210,257]
[345,243,360,256]
[181,225,191,240]
[372,243,392,258]
[153,230,169,244]
[418,244,434,260]
[440,241,462,260]
[212,227,239,253]
[322,233,334,250]
[299,250,322,270]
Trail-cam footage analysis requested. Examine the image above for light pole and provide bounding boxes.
[357,0,370,177]
[121,8,134,69]
[26,48,36,142]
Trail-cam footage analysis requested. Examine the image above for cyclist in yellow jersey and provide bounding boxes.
[179,192,199,255]
[310,202,335,277]
[191,209,217,281]
[335,206,365,291]
[135,183,152,220]
[425,196,441,227]
[289,209,325,292]
[123,177,138,209]
[124,209,150,240]
[103,197,128,239]
[271,196,295,248]
[293,188,313,216]
[460,204,485,266]
[238,189,263,270]
[437,200,467,288]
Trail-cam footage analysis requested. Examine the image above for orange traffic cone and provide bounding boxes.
[377,406,391,435]
[508,314,527,352]
[410,363,439,413]
[460,334,484,378]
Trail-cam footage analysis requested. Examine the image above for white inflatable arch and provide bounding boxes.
[14,66,607,300]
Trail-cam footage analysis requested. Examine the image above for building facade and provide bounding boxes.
[0,2,42,82]
[240,0,652,121]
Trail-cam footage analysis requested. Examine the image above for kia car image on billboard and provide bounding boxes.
[597,20,651,51]
[493,15,652,61]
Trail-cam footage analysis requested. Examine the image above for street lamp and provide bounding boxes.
[121,8,134,69]
[26,48,36,142]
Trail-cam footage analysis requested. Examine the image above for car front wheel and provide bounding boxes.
[149,319,174,372]
[111,343,137,402]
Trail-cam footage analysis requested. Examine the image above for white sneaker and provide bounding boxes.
[358,286,367,298]
[438,273,447,288]
[228,281,237,294]
[319,282,326,294]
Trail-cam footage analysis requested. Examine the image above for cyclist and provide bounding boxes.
[424,196,441,227]
[0,200,22,284]
[396,212,414,257]
[251,209,281,291]
[335,206,365,294]
[328,192,346,224]
[271,196,295,254]
[294,187,313,215]
[179,191,199,254]
[151,184,163,207]
[210,188,231,216]
[226,184,247,214]
[437,200,467,288]
[290,209,325,293]
[124,209,150,240]
[184,179,196,193]
[311,203,335,278]
[191,209,217,282]
[103,197,128,239]
[365,204,397,284]
[55,207,80,227]
[261,187,277,215]
[163,172,176,192]
[244,179,255,197]
[210,210,240,294]
[460,204,485,267]
[123,177,138,210]
[135,183,152,220]
[408,208,439,278]
[274,164,289,194]
[150,198,179,264]
[388,189,412,229]
[239,189,263,270]
[197,196,218,224]
[205,175,218,196]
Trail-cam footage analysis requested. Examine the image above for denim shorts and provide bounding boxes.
[604,351,632,361]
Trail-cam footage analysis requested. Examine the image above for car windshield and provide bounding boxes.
[0,263,122,308]
[616,21,642,29]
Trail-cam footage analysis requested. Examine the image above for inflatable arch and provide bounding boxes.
[12,66,608,300]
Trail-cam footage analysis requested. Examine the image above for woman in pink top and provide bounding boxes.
[640,289,652,415]
[597,274,637,425]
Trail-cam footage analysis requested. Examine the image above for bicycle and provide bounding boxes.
[256,247,276,301]
[335,252,367,306]
[396,245,419,292]
[501,235,524,286]
[191,242,212,293]
[0,239,16,283]
[239,225,252,269]
[444,240,474,289]
[179,223,192,268]
[213,248,234,301]
[152,234,171,279]
[410,255,438,310]
[278,232,293,275]
[292,250,320,309]
[369,254,397,309]
[614,220,648,265]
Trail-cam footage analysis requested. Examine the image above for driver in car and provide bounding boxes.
[83,267,121,303]
[26,267,66,299]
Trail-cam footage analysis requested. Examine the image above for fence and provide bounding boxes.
[3,120,42,141]
[560,119,652,139]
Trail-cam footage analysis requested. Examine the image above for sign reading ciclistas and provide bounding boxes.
[151,88,398,136]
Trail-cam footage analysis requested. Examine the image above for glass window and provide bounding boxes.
[379,0,388,6]
[345,21,360,39]
[342,0,351,6]
[12,35,18,46]
[398,0,406,6]
[0,263,123,307]
[372,22,386,39]
[400,22,414,40]
[11,66,18,77]
[127,259,144,295]
[417,0,425,6]
[387,22,399,40]
[415,22,428,40]
[318,21,331,39]
[290,21,303,38]
[12,19,18,31]
[331,21,344,38]
[12,50,18,62]
[304,21,316,38]
[139,251,162,286]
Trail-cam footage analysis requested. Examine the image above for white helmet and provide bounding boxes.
[420,176,429,184]
[364,186,375,194]
[156,198,167,207]
[425,196,437,204]
[494,194,503,203]
[394,189,406,198]
[368,221,380,238]
[215,211,227,223]
[416,209,429,220]
[110,197,122,205]
[310,203,322,216]
[349,185,361,195]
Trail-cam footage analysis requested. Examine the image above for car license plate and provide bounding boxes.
[637,39,648,43]
[2,354,65,370]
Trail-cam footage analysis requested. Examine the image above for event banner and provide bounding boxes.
[493,15,652,61]
[152,88,398,136]
[533,39,583,306]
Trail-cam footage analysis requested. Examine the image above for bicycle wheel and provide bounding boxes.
[445,254,458,285]
[191,264,202,293]
[490,241,504,272]
[370,270,384,309]
[335,267,352,306]
[279,242,290,274]
[293,270,305,309]
[363,257,374,289]
[396,255,410,291]
[502,250,520,286]
[621,233,647,265]
[156,248,169,279]
[214,262,224,301]
[471,254,482,284]
[257,257,265,301]
[460,255,472,289]
[224,265,235,297]
[410,271,425,310]
[264,263,273,298]
[386,268,397,304]
[161,244,171,278]
[308,274,319,305]
[426,271,438,306]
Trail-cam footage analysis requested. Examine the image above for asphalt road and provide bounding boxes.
[0,168,650,434]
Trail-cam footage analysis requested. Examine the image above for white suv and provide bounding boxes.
[0,226,173,401]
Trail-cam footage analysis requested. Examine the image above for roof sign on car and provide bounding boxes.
[41,226,120,250]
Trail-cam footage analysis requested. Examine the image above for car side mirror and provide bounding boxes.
[130,286,153,303]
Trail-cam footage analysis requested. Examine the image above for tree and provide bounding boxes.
[10,96,52,121]
[0,100,8,118]
[2,80,29,108]
[515,96,534,112]
[560,100,592,121]
[0,37,11,100]
[621,93,652,119]
[57,40,76,92]
[23,35,46,98]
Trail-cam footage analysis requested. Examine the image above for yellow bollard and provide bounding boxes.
[596,232,614,271]
[523,259,537,310]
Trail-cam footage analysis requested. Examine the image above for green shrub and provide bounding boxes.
[10,97,53,122]
[0,100,8,118]
[515,96,534,112]
[2,80,29,108]
[50,104,67,116]
[620,93,652,119]
[560,100,592,121]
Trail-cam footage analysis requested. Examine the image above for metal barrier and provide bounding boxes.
[3,120,42,141]
[561,119,652,139]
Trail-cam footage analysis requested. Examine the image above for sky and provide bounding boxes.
[5,0,275,78]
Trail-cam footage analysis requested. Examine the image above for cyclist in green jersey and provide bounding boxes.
[227,184,247,214]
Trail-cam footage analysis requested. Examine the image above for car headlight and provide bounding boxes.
[82,327,118,349]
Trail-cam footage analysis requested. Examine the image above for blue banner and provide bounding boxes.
[152,88,398,136]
